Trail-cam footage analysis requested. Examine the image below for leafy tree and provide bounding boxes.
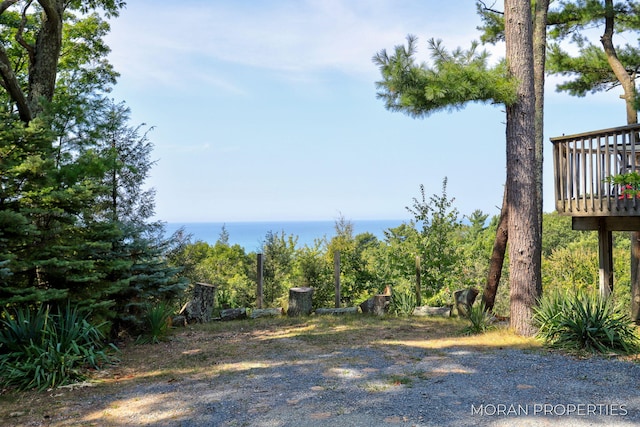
[377,222,421,287]
[0,0,124,122]
[406,179,463,299]
[326,216,380,306]
[458,210,495,291]
[262,230,298,307]
[295,239,332,307]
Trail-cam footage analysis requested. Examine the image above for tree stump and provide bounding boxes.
[360,295,390,316]
[287,287,314,317]
[454,288,479,317]
[179,282,217,323]
[221,307,247,321]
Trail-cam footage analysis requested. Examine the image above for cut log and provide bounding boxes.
[359,295,390,316]
[412,306,451,317]
[250,308,283,319]
[315,307,359,316]
[179,282,217,323]
[221,307,247,321]
[287,287,314,317]
[454,288,479,317]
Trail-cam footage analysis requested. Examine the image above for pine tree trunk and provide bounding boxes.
[533,0,549,238]
[505,0,542,336]
[481,2,547,316]
[600,0,640,320]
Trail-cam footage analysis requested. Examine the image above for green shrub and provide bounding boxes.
[390,288,417,316]
[0,304,117,390]
[424,286,453,307]
[533,289,639,354]
[461,302,495,335]
[137,302,173,344]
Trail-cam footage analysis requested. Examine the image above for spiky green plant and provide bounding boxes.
[0,303,117,390]
[137,302,173,344]
[390,289,417,316]
[533,289,639,354]
[461,302,495,335]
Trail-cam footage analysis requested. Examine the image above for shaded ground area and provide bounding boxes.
[1,316,639,426]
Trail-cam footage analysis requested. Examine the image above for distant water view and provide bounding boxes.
[164,219,408,252]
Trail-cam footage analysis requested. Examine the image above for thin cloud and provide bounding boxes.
[106,0,486,88]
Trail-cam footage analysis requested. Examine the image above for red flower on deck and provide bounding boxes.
[619,184,640,199]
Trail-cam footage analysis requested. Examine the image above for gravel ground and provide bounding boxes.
[4,320,640,427]
[25,345,639,427]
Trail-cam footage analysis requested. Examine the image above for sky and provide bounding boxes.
[104,0,626,223]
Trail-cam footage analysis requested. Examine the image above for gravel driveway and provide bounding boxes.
[4,321,640,427]
[47,348,640,426]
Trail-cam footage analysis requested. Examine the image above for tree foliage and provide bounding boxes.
[0,0,125,122]
[372,35,517,118]
[0,0,186,338]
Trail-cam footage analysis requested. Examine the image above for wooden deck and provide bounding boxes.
[551,124,640,228]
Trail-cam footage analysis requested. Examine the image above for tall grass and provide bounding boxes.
[0,303,117,390]
[533,289,639,354]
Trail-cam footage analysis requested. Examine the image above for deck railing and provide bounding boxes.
[551,124,640,216]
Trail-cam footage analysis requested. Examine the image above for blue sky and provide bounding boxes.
[104,1,625,223]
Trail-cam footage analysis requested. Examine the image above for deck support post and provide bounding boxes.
[598,219,614,298]
[631,232,640,323]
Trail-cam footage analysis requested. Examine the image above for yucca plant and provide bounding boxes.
[137,302,173,344]
[461,302,495,335]
[390,289,417,316]
[0,303,117,391]
[533,289,639,354]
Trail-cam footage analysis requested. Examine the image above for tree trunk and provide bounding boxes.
[600,0,639,317]
[533,0,549,238]
[27,1,64,118]
[287,287,314,316]
[482,2,547,316]
[483,186,508,311]
[505,0,542,336]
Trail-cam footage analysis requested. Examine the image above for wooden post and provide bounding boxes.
[415,255,422,306]
[334,250,341,308]
[598,220,614,298]
[256,253,264,309]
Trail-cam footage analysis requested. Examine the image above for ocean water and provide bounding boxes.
[164,219,407,252]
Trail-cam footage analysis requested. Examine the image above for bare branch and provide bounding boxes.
[16,0,35,59]
[0,44,32,122]
[477,0,503,15]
